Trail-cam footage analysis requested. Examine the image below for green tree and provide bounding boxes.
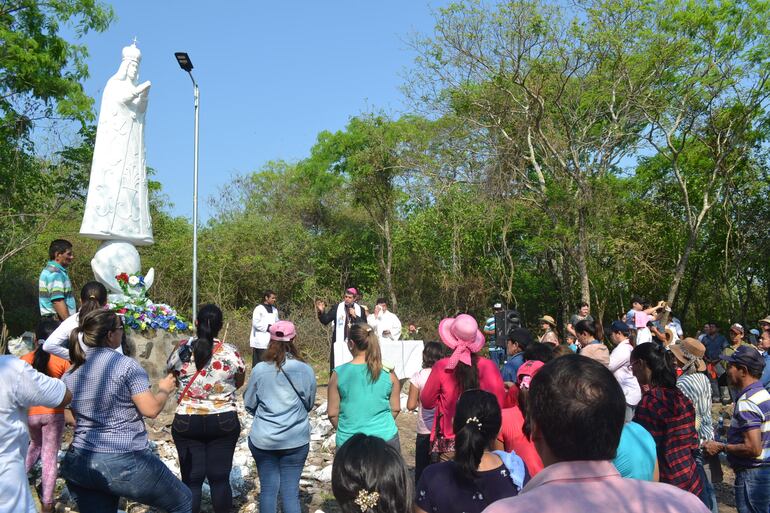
[0,1,113,267]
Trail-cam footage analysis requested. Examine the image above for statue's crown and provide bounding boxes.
[122,43,142,63]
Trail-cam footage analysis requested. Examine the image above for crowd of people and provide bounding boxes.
[2,239,770,513]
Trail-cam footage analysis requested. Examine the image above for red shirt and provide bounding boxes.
[504,383,520,409]
[497,406,544,476]
[421,356,504,441]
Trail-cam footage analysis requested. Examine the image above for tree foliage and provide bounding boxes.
[2,0,769,350]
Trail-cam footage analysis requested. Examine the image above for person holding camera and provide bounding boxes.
[61,310,191,513]
[629,298,666,345]
[170,304,245,513]
[317,287,367,371]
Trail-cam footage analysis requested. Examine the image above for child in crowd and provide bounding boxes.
[407,341,443,484]
[21,319,68,513]
[332,433,412,513]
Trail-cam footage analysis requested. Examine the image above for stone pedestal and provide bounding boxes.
[125,327,189,427]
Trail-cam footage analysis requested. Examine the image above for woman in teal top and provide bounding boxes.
[327,323,401,451]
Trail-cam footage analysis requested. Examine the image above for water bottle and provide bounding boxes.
[717,413,728,464]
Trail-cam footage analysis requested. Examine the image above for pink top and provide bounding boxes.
[421,356,504,441]
[634,311,651,329]
[482,460,709,513]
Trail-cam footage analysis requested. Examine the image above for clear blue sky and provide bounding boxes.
[67,1,449,221]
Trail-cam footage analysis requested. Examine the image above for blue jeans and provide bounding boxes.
[488,346,505,367]
[249,439,309,513]
[62,445,192,513]
[734,466,770,513]
[694,449,715,512]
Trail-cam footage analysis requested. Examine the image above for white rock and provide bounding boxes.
[321,436,336,453]
[232,452,251,467]
[315,464,333,482]
[315,401,328,416]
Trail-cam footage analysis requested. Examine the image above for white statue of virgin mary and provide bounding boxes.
[80,42,153,245]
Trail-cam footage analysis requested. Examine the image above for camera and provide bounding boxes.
[166,339,193,372]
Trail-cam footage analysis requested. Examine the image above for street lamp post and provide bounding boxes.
[175,52,199,324]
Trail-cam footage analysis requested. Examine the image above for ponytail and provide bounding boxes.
[454,353,479,392]
[69,310,120,372]
[452,390,501,479]
[32,319,60,375]
[348,323,382,382]
[79,281,108,317]
[193,304,223,369]
[69,327,87,370]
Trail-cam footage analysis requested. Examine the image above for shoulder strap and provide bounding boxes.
[179,340,223,403]
[279,363,311,411]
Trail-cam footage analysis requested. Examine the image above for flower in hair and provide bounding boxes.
[466,416,483,429]
[354,489,380,511]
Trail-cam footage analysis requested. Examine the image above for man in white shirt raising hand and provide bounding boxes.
[367,297,402,342]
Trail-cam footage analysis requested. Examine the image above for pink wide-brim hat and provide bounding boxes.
[438,314,485,348]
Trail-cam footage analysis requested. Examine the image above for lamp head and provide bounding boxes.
[175,52,193,72]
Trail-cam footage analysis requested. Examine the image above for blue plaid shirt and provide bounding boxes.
[63,347,150,452]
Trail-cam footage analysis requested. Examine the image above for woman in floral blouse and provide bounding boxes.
[172,304,245,513]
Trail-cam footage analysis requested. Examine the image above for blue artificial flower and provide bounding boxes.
[177,321,187,331]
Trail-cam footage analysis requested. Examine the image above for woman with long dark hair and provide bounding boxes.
[332,433,413,513]
[421,314,505,460]
[60,309,191,512]
[631,342,707,505]
[244,320,316,513]
[171,304,245,513]
[328,323,401,451]
[415,389,524,512]
[20,319,67,513]
[43,281,110,359]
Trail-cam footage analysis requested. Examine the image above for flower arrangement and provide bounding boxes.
[115,272,145,296]
[110,273,189,333]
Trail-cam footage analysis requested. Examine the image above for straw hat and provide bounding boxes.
[538,315,557,327]
[669,337,707,372]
